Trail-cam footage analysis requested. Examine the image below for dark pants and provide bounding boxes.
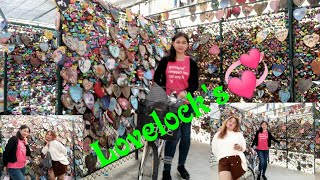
[256,150,269,175]
[163,105,192,171]
[7,167,26,180]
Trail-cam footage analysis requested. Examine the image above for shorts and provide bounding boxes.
[52,161,68,176]
[218,155,245,179]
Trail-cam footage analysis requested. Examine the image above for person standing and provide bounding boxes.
[3,125,31,180]
[42,130,69,180]
[211,116,247,180]
[251,121,280,180]
[154,32,199,180]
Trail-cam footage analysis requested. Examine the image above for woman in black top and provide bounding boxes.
[251,121,280,180]
[3,125,31,180]
[154,32,199,180]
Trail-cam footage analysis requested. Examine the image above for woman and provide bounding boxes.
[42,130,69,180]
[251,121,280,180]
[154,32,199,180]
[211,116,247,180]
[3,125,31,180]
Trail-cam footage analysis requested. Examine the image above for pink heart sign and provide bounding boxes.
[228,71,257,99]
[209,45,220,55]
[240,48,261,69]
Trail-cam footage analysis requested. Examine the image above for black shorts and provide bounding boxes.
[52,161,68,176]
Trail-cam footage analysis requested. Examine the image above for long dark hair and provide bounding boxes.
[167,32,190,62]
[16,125,30,140]
[258,121,268,133]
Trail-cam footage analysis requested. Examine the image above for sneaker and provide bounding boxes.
[177,165,190,180]
[262,175,267,180]
[162,170,172,180]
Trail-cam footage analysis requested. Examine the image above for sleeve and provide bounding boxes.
[239,132,246,152]
[42,144,49,155]
[269,132,280,144]
[153,58,167,86]
[3,137,16,167]
[25,145,31,156]
[57,141,68,156]
[185,59,199,94]
[211,132,219,157]
[251,131,258,147]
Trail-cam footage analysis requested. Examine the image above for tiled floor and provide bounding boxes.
[82,141,317,180]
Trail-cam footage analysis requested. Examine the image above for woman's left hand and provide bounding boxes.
[234,144,242,151]
[178,90,187,99]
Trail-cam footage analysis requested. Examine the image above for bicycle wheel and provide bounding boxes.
[138,142,159,180]
[240,167,255,180]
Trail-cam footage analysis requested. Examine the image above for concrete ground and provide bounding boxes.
[82,140,317,180]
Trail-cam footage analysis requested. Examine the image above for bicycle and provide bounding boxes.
[137,138,165,180]
[240,148,258,180]
[137,92,184,180]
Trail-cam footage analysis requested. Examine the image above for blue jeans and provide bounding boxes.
[8,167,26,180]
[163,105,192,171]
[256,150,269,175]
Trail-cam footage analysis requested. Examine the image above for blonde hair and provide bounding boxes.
[218,116,241,139]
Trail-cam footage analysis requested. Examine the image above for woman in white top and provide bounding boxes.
[211,116,247,180]
[42,130,69,180]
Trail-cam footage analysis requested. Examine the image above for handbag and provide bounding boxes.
[43,149,52,169]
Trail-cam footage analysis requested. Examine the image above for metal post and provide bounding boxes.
[288,0,294,102]
[57,17,63,115]
[4,52,8,114]
[219,19,224,87]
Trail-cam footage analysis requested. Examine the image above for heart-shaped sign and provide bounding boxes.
[228,71,257,99]
[220,0,229,8]
[119,49,126,61]
[83,92,94,109]
[60,67,77,84]
[113,84,122,98]
[231,7,241,17]
[39,42,49,52]
[270,0,280,12]
[76,41,87,56]
[209,45,220,55]
[140,29,149,40]
[21,34,31,46]
[236,0,246,4]
[55,0,70,12]
[206,12,214,22]
[109,97,117,112]
[52,46,66,65]
[78,58,91,74]
[297,78,313,93]
[109,26,119,41]
[14,55,23,65]
[190,15,197,22]
[110,8,119,21]
[83,79,93,91]
[279,0,287,8]
[131,97,138,110]
[200,34,210,44]
[311,60,320,75]
[93,64,106,79]
[253,2,268,16]
[4,44,15,53]
[293,0,305,6]
[62,34,78,51]
[200,13,206,23]
[43,68,51,77]
[109,45,120,58]
[307,0,319,5]
[242,5,253,16]
[240,48,261,69]
[279,89,290,102]
[189,5,196,14]
[61,93,75,110]
[121,86,131,99]
[272,64,286,77]
[139,45,147,57]
[122,38,130,49]
[266,81,279,93]
[30,57,41,68]
[8,90,18,102]
[69,85,83,103]
[94,81,105,98]
[256,29,269,43]
[303,33,319,48]
[293,7,307,21]
[146,43,153,55]
[215,10,224,20]
[275,28,288,42]
[208,64,217,74]
[100,96,110,110]
[128,26,139,39]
